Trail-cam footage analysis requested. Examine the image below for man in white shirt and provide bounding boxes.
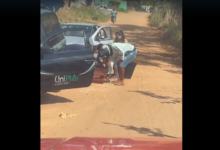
[110,43,137,86]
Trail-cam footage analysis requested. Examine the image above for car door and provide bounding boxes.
[41,51,95,93]
[41,28,95,93]
[89,26,113,46]
[41,13,66,52]
[41,21,56,93]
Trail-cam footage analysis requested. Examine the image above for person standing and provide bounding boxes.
[115,31,128,43]
[110,30,128,80]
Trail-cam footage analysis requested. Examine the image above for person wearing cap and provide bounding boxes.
[96,44,113,82]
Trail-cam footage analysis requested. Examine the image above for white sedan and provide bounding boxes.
[96,5,113,12]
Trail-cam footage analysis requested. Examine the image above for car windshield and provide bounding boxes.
[61,25,92,38]
[63,29,84,37]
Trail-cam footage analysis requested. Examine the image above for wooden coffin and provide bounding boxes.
[92,77,104,84]
[92,62,107,84]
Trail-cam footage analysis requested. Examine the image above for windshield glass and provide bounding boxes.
[61,25,92,38]
[63,29,85,37]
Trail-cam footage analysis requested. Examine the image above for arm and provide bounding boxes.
[105,57,111,69]
[96,52,102,63]
[112,49,116,58]
[113,49,123,62]
[124,39,128,43]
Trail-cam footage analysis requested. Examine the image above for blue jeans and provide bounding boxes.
[120,50,137,68]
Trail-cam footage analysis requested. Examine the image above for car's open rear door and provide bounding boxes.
[41,28,95,93]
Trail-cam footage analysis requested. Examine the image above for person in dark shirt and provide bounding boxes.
[96,44,113,82]
[97,44,111,67]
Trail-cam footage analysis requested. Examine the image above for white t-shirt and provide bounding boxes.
[111,43,135,60]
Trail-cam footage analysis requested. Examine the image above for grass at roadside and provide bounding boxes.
[56,7,110,23]
[149,0,182,51]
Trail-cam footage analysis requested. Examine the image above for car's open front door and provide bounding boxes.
[89,26,113,46]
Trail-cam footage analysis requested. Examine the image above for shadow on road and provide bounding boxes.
[102,122,176,138]
[112,24,182,69]
[128,90,182,104]
[41,93,73,105]
[164,70,182,74]
[161,98,182,104]
[128,90,172,99]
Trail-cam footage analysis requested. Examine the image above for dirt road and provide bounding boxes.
[41,11,182,139]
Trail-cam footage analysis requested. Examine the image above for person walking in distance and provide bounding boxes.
[111,7,117,22]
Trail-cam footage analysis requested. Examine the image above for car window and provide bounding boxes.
[64,30,84,37]
[41,13,65,50]
[94,27,112,41]
[95,29,107,40]
[104,6,108,9]
[42,14,61,36]
[104,27,112,40]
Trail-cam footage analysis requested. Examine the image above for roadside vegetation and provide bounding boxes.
[109,1,128,13]
[56,6,110,23]
[141,0,158,6]
[127,0,157,11]
[149,0,182,52]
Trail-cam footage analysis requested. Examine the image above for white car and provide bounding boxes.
[96,5,113,12]
[61,23,114,50]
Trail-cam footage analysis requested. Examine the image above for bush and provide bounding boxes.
[56,6,110,23]
[142,0,158,6]
[127,1,138,6]
[149,0,182,49]
[109,1,129,13]
[127,1,139,10]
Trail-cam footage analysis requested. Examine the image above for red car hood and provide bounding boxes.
[41,137,182,150]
